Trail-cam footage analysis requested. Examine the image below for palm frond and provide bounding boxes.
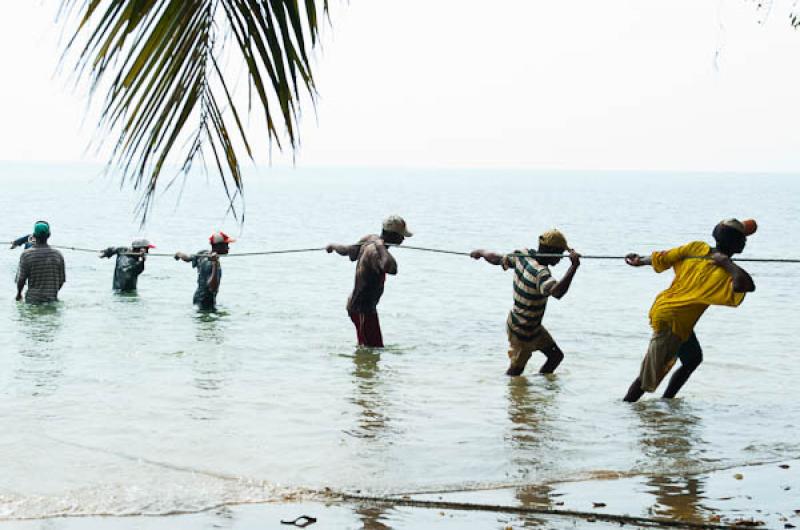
[60,0,327,222]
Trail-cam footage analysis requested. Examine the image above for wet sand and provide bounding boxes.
[4,460,797,529]
[410,459,799,529]
[0,501,667,530]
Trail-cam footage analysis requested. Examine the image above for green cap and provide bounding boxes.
[33,221,50,237]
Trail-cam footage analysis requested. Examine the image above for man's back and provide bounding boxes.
[502,249,557,341]
[17,244,66,303]
[347,235,390,314]
[649,241,745,340]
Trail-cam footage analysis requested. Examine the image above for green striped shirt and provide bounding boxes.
[501,249,557,341]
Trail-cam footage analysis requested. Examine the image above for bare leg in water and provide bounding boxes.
[624,333,702,402]
[539,344,565,374]
[506,344,565,376]
[624,377,645,402]
[663,333,702,399]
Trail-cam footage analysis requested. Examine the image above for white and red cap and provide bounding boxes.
[719,218,757,237]
[209,231,236,245]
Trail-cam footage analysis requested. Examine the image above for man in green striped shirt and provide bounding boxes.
[471,230,581,376]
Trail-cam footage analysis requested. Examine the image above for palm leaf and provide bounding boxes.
[59,0,328,222]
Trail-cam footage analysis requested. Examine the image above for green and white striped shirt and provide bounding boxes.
[501,249,557,341]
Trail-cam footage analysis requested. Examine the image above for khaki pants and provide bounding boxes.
[507,327,556,374]
[639,327,684,392]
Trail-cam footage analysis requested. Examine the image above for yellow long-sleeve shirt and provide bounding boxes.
[648,241,745,341]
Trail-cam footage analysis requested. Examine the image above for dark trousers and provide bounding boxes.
[349,311,384,348]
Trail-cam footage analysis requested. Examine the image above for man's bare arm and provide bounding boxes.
[207,254,220,293]
[15,256,28,301]
[326,243,361,260]
[550,250,581,300]
[625,253,652,267]
[470,249,504,266]
[712,254,756,293]
[16,276,25,301]
[374,241,398,275]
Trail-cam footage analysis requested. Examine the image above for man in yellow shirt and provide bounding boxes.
[623,218,757,402]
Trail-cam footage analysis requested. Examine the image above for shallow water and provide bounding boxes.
[0,164,798,526]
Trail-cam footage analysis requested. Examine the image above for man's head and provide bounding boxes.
[209,231,235,254]
[131,238,155,253]
[32,221,50,243]
[537,229,568,265]
[713,218,756,256]
[381,215,413,245]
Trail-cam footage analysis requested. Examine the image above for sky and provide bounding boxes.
[1,0,800,172]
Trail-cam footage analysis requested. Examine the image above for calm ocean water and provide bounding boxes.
[0,164,798,527]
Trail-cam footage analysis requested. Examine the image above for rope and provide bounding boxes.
[49,245,326,258]
[396,244,800,263]
[336,492,752,530]
[396,245,626,259]
[222,247,326,257]
[40,243,800,263]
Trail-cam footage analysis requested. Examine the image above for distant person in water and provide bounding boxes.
[15,221,65,304]
[10,234,33,249]
[470,230,581,376]
[174,232,235,311]
[99,239,156,292]
[622,218,757,402]
[326,216,412,348]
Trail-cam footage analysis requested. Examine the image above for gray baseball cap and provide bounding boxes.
[131,238,155,249]
[382,215,413,237]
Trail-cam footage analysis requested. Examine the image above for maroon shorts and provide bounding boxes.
[349,311,384,348]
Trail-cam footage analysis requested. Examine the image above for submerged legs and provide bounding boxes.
[624,332,702,402]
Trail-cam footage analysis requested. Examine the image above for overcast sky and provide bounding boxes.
[1,0,799,172]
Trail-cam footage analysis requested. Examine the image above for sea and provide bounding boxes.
[0,163,798,529]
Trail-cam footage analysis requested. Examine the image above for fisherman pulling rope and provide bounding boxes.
[173,231,236,312]
[325,215,412,348]
[98,239,156,293]
[622,218,758,401]
[470,229,580,376]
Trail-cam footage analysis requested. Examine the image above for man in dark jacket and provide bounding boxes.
[174,231,235,311]
[99,239,156,292]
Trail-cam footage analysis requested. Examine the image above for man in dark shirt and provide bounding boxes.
[99,238,156,292]
[174,231,235,311]
[326,215,412,347]
[16,221,65,304]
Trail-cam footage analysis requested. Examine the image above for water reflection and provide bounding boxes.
[344,348,390,440]
[112,291,140,301]
[14,303,64,396]
[189,312,233,421]
[15,302,63,342]
[354,504,392,530]
[507,377,559,474]
[194,311,227,345]
[634,400,710,522]
[507,376,559,517]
